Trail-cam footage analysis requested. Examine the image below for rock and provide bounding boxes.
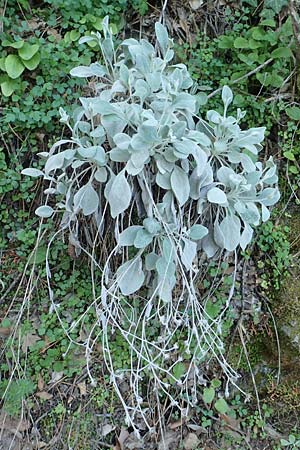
[274,207,300,374]
[183,433,200,450]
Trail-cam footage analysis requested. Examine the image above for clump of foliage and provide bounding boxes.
[217,16,294,90]
[0,38,40,96]
[0,379,35,416]
[256,220,291,291]
[22,17,280,431]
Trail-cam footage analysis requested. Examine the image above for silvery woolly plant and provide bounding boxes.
[23,17,280,432]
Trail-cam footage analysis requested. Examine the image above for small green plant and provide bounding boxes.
[43,0,127,30]
[130,0,148,15]
[0,379,36,416]
[203,379,230,414]
[281,434,300,449]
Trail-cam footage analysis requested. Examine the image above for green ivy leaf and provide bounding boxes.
[172,362,185,380]
[271,47,292,59]
[3,40,24,49]
[18,43,39,60]
[22,52,40,70]
[205,300,222,319]
[28,246,47,265]
[286,107,300,121]
[93,17,104,31]
[1,78,19,96]
[264,0,288,14]
[0,57,6,71]
[70,30,80,41]
[4,55,25,79]
[251,27,266,40]
[211,379,222,388]
[233,37,249,48]
[1,318,11,327]
[260,18,276,27]
[203,387,215,404]
[217,35,234,49]
[280,438,291,446]
[215,398,229,414]
[248,38,263,49]
[283,151,295,161]
[289,165,299,174]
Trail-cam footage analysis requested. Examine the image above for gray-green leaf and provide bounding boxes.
[134,228,153,248]
[171,166,190,206]
[189,224,208,241]
[207,187,227,205]
[219,215,241,251]
[119,226,143,246]
[21,168,44,177]
[74,184,99,216]
[181,238,197,270]
[155,22,169,56]
[116,257,145,295]
[35,205,54,218]
[221,85,233,110]
[107,171,131,218]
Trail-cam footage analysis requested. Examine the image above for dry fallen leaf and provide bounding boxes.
[101,423,115,437]
[49,371,64,384]
[0,411,30,433]
[0,326,12,338]
[78,381,87,396]
[36,391,53,400]
[38,374,44,391]
[67,395,74,405]
[187,423,204,432]
[158,430,180,450]
[169,418,184,429]
[47,28,62,41]
[123,434,144,450]
[219,413,241,432]
[117,427,130,450]
[21,333,41,352]
[27,19,43,29]
[0,430,23,450]
[189,0,203,10]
